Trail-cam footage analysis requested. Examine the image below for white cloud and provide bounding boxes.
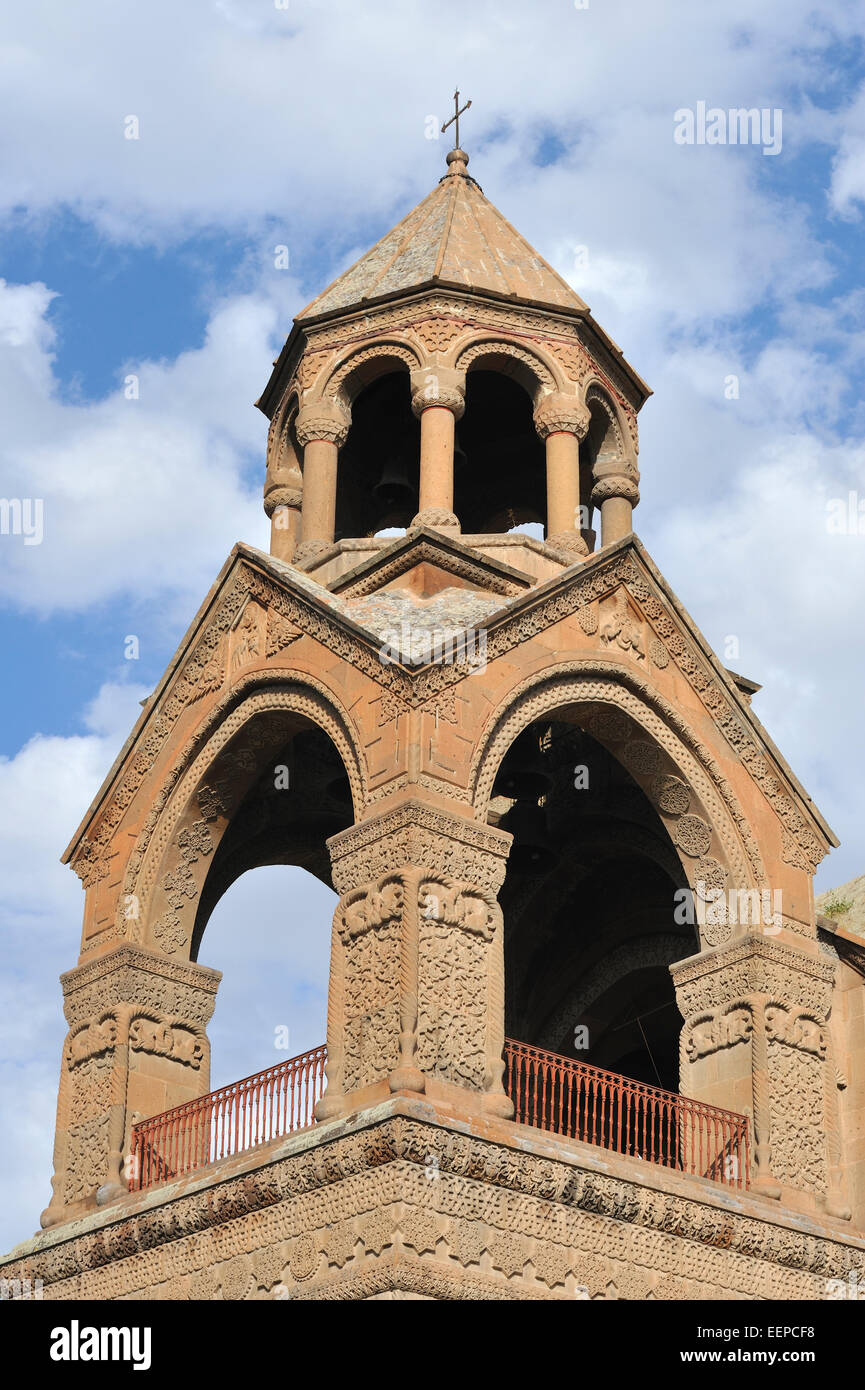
[0,279,290,615]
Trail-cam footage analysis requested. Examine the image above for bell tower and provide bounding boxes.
[5,132,865,1304]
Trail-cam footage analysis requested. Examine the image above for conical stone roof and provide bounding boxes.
[298,148,589,321]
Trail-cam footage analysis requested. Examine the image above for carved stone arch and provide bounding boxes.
[265,391,303,505]
[454,337,560,407]
[535,933,693,1053]
[583,381,633,469]
[469,664,768,946]
[127,676,367,961]
[323,340,421,413]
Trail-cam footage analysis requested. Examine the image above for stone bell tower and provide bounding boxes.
[4,133,865,1302]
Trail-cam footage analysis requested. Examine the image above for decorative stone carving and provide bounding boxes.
[533,392,591,440]
[294,402,350,449]
[129,1018,204,1069]
[653,773,690,815]
[673,814,712,859]
[685,1005,753,1061]
[577,603,598,635]
[412,318,467,354]
[600,590,645,660]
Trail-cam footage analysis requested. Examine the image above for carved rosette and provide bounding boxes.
[316,803,513,1119]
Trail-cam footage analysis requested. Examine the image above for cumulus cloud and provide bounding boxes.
[0,278,289,615]
[2,0,865,1252]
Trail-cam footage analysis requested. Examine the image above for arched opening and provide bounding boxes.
[579,390,628,544]
[190,717,353,1084]
[454,369,546,534]
[334,371,419,539]
[489,714,696,1093]
[198,864,334,1092]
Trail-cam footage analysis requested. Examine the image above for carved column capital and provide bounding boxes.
[590,474,640,508]
[263,484,303,518]
[533,392,591,441]
[410,367,466,420]
[295,401,350,449]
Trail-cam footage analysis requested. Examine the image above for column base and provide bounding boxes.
[410,509,461,533]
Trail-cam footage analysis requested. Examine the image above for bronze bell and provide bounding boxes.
[372,451,416,512]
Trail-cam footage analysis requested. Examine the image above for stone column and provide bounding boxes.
[295,401,350,564]
[534,393,591,557]
[671,935,838,1210]
[40,946,220,1229]
[592,460,640,547]
[264,485,303,564]
[316,802,513,1122]
[409,367,465,531]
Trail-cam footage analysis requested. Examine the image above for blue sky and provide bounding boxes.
[2,0,865,1252]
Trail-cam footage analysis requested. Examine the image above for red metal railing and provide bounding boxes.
[503,1038,749,1189]
[128,1044,326,1192]
[128,1037,749,1193]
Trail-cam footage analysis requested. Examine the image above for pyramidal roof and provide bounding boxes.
[298,148,589,321]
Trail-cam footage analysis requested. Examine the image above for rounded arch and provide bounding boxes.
[469,663,767,938]
[583,382,632,468]
[127,675,368,961]
[454,337,560,407]
[265,393,302,494]
[323,340,421,414]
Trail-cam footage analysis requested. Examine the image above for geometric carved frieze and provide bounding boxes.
[6,1108,865,1301]
[671,936,835,1020]
[327,801,512,896]
[69,540,830,896]
[60,946,220,1031]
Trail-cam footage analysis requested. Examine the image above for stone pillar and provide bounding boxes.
[40,946,220,1229]
[592,462,640,547]
[534,393,591,557]
[265,485,303,564]
[264,406,304,564]
[409,367,465,531]
[671,936,839,1210]
[315,802,513,1122]
[295,401,350,564]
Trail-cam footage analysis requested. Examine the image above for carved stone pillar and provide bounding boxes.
[671,936,840,1211]
[534,393,591,557]
[40,946,220,1229]
[316,802,513,1122]
[265,484,303,564]
[295,401,350,563]
[410,367,465,531]
[591,462,639,547]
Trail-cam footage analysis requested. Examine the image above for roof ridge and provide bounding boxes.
[461,177,523,299]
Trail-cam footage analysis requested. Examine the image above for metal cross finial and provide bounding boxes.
[441,89,472,148]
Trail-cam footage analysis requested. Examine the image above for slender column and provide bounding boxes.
[410,367,465,531]
[295,402,350,563]
[592,465,640,547]
[264,485,302,564]
[534,393,591,557]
